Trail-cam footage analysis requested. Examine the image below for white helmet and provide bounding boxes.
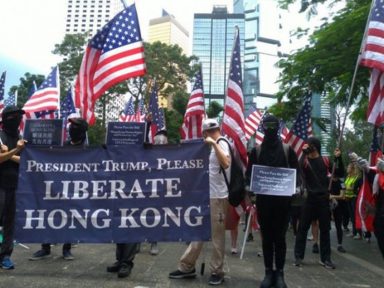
[202,118,220,132]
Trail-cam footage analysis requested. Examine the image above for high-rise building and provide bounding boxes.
[65,0,123,36]
[193,6,244,109]
[312,92,335,156]
[233,0,286,111]
[148,9,189,55]
[148,9,190,109]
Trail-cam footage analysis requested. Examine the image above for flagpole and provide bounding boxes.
[337,0,375,148]
[328,0,375,191]
[15,90,18,106]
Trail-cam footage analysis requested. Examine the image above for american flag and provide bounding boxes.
[148,81,166,143]
[4,92,17,107]
[360,0,384,125]
[0,71,5,111]
[361,0,384,71]
[74,3,146,125]
[180,66,205,140]
[222,27,248,169]
[22,66,60,114]
[244,105,263,141]
[284,93,313,159]
[135,96,146,122]
[61,87,79,121]
[119,96,136,122]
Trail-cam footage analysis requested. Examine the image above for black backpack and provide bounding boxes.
[217,138,246,207]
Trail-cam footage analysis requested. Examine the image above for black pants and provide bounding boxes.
[116,243,139,266]
[294,197,331,262]
[41,243,71,253]
[0,187,16,261]
[332,202,345,245]
[256,195,291,270]
[374,212,384,259]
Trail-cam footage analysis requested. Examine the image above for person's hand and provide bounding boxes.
[334,148,341,158]
[356,157,369,170]
[349,152,358,163]
[16,139,26,150]
[204,136,215,145]
[377,158,384,172]
[1,144,9,153]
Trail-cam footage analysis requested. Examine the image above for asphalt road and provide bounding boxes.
[1,225,384,288]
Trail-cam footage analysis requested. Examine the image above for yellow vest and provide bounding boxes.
[344,176,358,198]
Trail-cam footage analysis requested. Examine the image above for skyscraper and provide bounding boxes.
[148,9,189,55]
[148,9,190,109]
[233,0,285,111]
[193,6,244,109]
[65,0,123,36]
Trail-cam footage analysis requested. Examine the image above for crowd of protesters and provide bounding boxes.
[0,110,383,288]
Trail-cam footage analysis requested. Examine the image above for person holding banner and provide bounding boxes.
[169,118,230,286]
[294,137,344,270]
[30,117,89,261]
[246,114,299,288]
[0,105,26,270]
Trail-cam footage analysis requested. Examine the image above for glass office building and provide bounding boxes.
[233,0,283,112]
[193,6,244,108]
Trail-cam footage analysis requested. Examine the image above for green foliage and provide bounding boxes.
[274,0,371,123]
[9,73,45,107]
[164,109,183,144]
[206,101,223,118]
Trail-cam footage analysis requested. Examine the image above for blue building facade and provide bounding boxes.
[192,6,244,108]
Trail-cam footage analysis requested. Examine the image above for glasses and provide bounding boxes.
[262,122,278,130]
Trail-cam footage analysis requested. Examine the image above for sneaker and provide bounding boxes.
[150,243,159,255]
[346,232,354,237]
[107,261,120,273]
[319,259,336,269]
[63,250,74,260]
[343,227,350,232]
[312,243,319,254]
[246,233,254,242]
[29,249,51,261]
[1,256,14,270]
[231,248,238,255]
[294,258,302,267]
[117,263,132,278]
[353,235,362,240]
[169,268,196,279]
[208,273,224,285]
[337,246,346,253]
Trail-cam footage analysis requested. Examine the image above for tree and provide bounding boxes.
[206,101,223,118]
[275,0,371,123]
[9,73,45,107]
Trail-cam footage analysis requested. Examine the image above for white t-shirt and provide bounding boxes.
[209,137,231,199]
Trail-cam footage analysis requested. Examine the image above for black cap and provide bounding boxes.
[2,105,25,117]
[69,117,88,131]
[307,136,321,154]
[155,129,167,137]
[263,114,279,124]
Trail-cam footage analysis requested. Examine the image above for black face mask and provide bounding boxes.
[263,127,279,140]
[69,125,85,143]
[2,115,22,135]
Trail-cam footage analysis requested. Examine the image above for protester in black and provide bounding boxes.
[329,177,347,253]
[246,115,299,288]
[294,137,344,269]
[30,117,89,261]
[0,105,26,270]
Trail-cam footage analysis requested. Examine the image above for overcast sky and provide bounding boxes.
[0,0,316,95]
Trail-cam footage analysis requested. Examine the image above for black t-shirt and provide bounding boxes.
[0,130,21,189]
[301,156,330,198]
